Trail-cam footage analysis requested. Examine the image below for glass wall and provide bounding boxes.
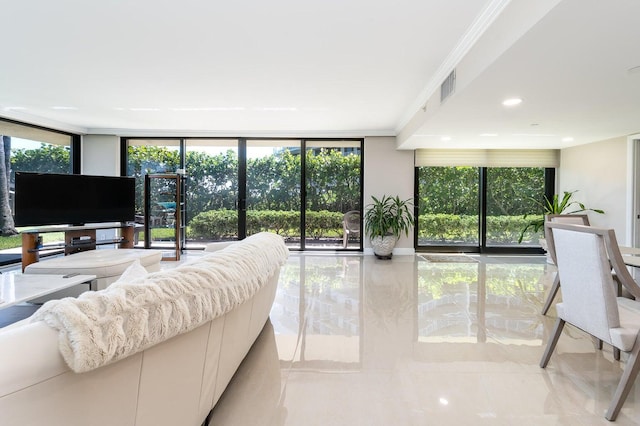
[417,166,479,247]
[123,138,363,251]
[304,140,362,249]
[417,166,552,252]
[0,119,76,262]
[184,139,239,245]
[485,167,546,247]
[247,140,301,248]
[126,139,181,247]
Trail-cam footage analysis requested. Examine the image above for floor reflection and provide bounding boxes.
[209,253,640,425]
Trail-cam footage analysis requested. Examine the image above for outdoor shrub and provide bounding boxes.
[418,214,542,244]
[189,209,344,240]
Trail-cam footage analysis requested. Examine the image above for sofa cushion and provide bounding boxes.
[110,260,149,287]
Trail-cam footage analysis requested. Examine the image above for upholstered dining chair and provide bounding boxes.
[342,210,361,249]
[541,214,591,315]
[540,222,640,421]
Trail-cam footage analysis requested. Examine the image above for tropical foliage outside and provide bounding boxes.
[0,143,548,249]
[417,166,547,244]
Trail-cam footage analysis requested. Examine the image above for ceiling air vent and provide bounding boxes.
[440,69,456,103]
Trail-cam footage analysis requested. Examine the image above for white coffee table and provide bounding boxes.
[0,273,97,310]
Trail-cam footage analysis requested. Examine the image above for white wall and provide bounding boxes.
[559,136,630,242]
[364,136,415,254]
[81,135,120,176]
[81,134,121,243]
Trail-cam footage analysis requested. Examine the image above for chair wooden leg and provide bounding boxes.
[614,347,621,361]
[541,274,561,316]
[541,318,565,368]
[606,336,640,421]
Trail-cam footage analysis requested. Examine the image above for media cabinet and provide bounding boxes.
[21,223,137,272]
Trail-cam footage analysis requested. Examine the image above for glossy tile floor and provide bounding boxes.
[207,253,640,425]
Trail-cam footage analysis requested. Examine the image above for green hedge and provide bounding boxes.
[188,209,345,240]
[418,214,543,244]
[188,209,543,244]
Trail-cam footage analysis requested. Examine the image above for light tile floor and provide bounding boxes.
[3,251,639,424]
[207,253,640,425]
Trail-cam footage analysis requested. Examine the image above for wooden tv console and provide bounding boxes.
[21,223,136,272]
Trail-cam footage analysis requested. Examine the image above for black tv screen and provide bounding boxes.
[15,172,136,227]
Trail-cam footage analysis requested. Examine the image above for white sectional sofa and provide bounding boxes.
[0,232,288,426]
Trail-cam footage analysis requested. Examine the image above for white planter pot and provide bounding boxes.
[371,235,398,259]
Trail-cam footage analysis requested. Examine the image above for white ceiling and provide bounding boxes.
[1,0,639,149]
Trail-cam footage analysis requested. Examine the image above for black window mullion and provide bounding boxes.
[300,139,307,250]
[479,167,487,252]
[238,138,247,239]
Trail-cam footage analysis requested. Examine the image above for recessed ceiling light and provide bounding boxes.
[441,136,451,141]
[502,98,523,106]
[3,106,27,111]
[480,133,498,137]
[51,106,78,110]
[562,137,574,142]
[129,107,160,111]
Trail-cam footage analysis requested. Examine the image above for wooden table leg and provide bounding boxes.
[21,233,39,272]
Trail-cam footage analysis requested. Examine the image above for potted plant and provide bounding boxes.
[364,195,415,259]
[518,190,604,244]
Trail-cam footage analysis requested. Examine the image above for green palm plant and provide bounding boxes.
[364,195,415,240]
[517,190,604,243]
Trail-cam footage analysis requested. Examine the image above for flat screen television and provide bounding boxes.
[14,172,136,227]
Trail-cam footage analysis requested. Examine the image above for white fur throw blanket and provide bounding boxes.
[32,232,289,373]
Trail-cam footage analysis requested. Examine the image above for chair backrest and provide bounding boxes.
[544,214,590,265]
[546,214,590,226]
[547,222,620,344]
[343,210,361,232]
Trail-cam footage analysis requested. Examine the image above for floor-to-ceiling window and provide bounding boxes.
[123,137,363,251]
[247,140,302,248]
[304,140,362,250]
[125,138,181,248]
[415,149,558,253]
[185,139,239,244]
[0,118,78,263]
[484,167,547,248]
[416,166,480,247]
